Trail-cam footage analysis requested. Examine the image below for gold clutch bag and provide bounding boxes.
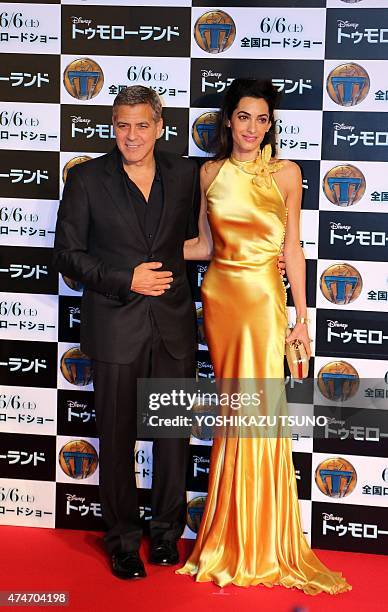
[285,334,309,379]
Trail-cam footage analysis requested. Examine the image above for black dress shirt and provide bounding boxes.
[120,157,163,247]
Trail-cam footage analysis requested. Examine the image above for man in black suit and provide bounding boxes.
[53,86,199,579]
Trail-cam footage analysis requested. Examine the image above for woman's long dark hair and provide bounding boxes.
[210,78,280,160]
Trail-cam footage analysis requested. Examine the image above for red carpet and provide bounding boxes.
[0,525,386,611]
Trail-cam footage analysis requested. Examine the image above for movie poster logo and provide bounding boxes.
[322,112,388,162]
[0,150,59,200]
[0,3,60,54]
[55,483,104,530]
[0,54,60,103]
[61,105,188,156]
[317,360,360,401]
[190,58,324,110]
[0,339,57,388]
[319,211,388,261]
[326,63,369,107]
[58,439,98,480]
[312,501,388,553]
[63,58,104,100]
[326,8,388,59]
[61,5,191,57]
[315,309,388,361]
[191,110,218,153]
[59,346,93,388]
[320,161,388,214]
[312,454,388,507]
[0,478,55,528]
[0,432,56,481]
[319,263,362,305]
[62,56,190,107]
[0,246,58,294]
[322,164,366,207]
[314,405,388,458]
[57,390,96,438]
[61,105,114,153]
[325,60,388,111]
[193,10,236,53]
[315,456,357,498]
[191,7,326,59]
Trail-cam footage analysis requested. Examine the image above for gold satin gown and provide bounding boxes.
[177,145,351,595]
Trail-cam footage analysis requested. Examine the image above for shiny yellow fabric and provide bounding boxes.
[177,148,351,595]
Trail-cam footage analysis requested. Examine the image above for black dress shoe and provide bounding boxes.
[111,551,146,579]
[149,541,179,566]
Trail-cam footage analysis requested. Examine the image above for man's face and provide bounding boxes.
[112,103,163,165]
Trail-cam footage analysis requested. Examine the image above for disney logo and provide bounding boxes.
[71,16,92,25]
[327,320,349,329]
[193,456,210,464]
[67,400,87,409]
[322,513,343,523]
[197,362,212,369]
[69,307,81,314]
[66,494,85,503]
[337,20,359,29]
[70,116,91,125]
[326,418,346,426]
[330,222,351,230]
[333,123,354,132]
[201,70,222,78]
[198,265,208,273]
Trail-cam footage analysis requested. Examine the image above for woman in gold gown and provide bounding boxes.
[178,79,351,595]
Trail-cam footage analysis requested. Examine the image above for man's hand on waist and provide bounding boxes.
[131,262,173,296]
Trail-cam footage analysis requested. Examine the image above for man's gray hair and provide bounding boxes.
[113,85,163,121]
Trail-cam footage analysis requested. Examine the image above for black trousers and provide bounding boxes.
[92,314,195,555]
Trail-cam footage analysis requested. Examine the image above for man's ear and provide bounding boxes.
[156,118,164,139]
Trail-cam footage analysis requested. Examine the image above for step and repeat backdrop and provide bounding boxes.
[1,0,388,554]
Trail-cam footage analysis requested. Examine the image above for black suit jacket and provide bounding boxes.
[53,147,199,363]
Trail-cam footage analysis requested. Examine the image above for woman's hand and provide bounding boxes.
[285,322,312,359]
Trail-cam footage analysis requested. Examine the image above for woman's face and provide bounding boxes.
[228,96,271,160]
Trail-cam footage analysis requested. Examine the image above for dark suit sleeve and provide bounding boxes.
[52,167,133,302]
[185,161,200,240]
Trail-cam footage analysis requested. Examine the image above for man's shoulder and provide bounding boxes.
[157,150,198,173]
[67,150,113,180]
